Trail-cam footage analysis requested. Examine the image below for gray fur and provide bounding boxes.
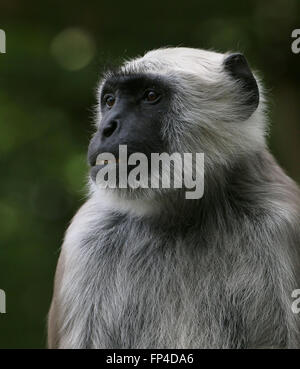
[48,47,300,349]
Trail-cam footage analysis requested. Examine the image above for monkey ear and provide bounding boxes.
[223,53,259,119]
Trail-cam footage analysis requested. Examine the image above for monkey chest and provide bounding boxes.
[69,224,285,348]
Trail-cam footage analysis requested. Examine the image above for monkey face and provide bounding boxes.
[88,73,172,181]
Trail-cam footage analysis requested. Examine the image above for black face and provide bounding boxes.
[88,72,172,180]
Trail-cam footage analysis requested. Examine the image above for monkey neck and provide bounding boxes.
[96,148,282,226]
[144,149,282,226]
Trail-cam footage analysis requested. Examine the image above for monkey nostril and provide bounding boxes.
[103,120,118,138]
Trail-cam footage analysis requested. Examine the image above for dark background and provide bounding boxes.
[0,0,299,348]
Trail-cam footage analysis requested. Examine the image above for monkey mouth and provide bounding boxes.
[90,154,120,181]
[95,157,119,166]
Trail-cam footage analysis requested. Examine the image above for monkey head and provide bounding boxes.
[87,47,266,200]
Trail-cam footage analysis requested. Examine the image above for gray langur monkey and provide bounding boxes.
[48,47,300,349]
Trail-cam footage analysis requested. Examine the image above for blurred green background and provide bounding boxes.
[0,0,299,348]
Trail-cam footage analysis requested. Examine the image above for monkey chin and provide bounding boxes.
[91,179,164,202]
[89,162,203,208]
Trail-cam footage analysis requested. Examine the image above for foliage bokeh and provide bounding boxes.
[0,0,299,348]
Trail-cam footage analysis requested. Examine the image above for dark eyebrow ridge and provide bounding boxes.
[101,70,166,94]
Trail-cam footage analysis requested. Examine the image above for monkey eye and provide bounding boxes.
[103,94,115,108]
[143,89,160,103]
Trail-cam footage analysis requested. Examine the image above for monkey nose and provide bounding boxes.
[102,119,118,138]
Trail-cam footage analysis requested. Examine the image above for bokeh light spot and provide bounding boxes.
[50,28,96,71]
